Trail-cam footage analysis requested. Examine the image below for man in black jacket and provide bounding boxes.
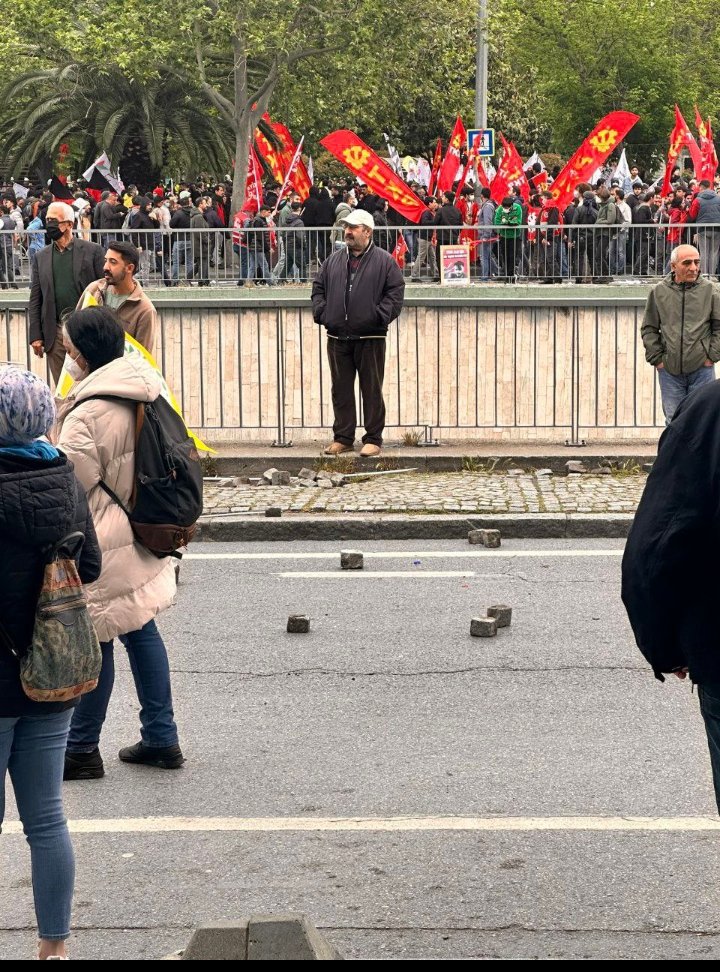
[28,201,105,383]
[311,209,405,457]
[433,191,463,271]
[622,379,720,813]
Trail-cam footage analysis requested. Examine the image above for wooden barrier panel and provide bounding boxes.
[0,300,665,444]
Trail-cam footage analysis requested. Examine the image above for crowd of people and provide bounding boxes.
[3,160,720,286]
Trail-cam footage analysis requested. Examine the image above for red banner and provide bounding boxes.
[436,116,466,194]
[550,111,640,210]
[320,130,429,223]
[455,135,481,203]
[265,115,312,199]
[695,107,718,183]
[491,135,530,203]
[428,138,443,195]
[244,145,263,210]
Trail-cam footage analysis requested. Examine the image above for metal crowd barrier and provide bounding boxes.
[2,222,718,289]
[0,296,663,445]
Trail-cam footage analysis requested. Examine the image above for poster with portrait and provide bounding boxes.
[440,245,471,285]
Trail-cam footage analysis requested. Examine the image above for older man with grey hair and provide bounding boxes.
[641,243,720,423]
[28,200,105,383]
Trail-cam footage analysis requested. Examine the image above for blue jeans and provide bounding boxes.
[67,619,179,752]
[478,240,497,281]
[657,363,716,423]
[171,240,192,282]
[699,684,720,814]
[0,711,74,940]
[250,252,271,282]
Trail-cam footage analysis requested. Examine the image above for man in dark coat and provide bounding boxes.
[622,377,720,814]
[28,201,105,384]
[311,209,405,458]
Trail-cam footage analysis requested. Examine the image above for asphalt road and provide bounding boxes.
[1,539,718,961]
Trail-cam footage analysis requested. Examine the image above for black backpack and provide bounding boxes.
[77,395,203,558]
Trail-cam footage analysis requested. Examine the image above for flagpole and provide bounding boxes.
[475,0,488,130]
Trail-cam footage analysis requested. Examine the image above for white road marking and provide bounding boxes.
[186,550,624,561]
[2,815,718,836]
[276,571,478,579]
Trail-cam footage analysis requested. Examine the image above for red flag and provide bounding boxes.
[264,115,312,199]
[662,106,702,195]
[436,116,467,194]
[428,138,443,195]
[455,135,481,203]
[255,129,285,184]
[320,130,429,223]
[491,135,530,203]
[244,145,263,209]
[695,107,718,182]
[708,118,719,181]
[549,111,640,210]
[392,232,409,268]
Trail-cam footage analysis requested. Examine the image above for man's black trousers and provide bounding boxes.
[327,337,386,446]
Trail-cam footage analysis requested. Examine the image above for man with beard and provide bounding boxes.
[77,240,158,354]
[28,200,105,383]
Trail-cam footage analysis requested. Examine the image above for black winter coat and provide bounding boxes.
[0,453,101,716]
[311,242,405,338]
[622,379,720,684]
[433,203,463,245]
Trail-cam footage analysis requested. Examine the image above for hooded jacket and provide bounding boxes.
[641,273,720,375]
[311,241,405,339]
[57,356,177,643]
[0,452,101,716]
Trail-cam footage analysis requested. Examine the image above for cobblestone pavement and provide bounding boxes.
[202,471,646,516]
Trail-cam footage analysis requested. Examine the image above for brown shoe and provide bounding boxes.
[359,444,382,458]
[324,441,354,456]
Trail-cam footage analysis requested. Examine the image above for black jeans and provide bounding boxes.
[327,336,386,446]
[699,684,720,814]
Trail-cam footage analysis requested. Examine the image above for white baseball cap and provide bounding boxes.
[342,209,375,230]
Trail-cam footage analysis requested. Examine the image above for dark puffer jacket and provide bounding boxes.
[311,242,406,339]
[0,452,101,716]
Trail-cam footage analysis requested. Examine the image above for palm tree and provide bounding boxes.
[0,63,234,185]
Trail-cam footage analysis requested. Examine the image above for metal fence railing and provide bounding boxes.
[2,223,718,289]
[1,298,664,444]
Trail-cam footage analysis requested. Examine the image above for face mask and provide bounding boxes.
[64,354,86,383]
[46,221,64,241]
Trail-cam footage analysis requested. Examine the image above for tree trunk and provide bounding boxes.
[231,119,251,217]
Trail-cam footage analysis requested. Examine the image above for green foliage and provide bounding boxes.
[0,64,232,181]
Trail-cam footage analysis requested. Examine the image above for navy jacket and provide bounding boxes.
[622,379,720,683]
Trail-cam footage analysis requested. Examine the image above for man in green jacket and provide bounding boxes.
[493,196,523,280]
[641,244,720,422]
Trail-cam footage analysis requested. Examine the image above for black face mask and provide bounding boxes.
[46,220,65,241]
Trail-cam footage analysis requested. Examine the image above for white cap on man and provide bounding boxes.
[342,209,375,230]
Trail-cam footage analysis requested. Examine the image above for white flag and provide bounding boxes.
[524,151,546,171]
[612,148,631,186]
[307,156,314,187]
[415,158,431,188]
[82,152,124,193]
[13,183,28,199]
[382,133,403,176]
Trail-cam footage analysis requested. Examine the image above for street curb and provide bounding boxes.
[211,455,655,476]
[196,512,634,542]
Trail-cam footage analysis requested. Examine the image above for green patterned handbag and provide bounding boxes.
[18,532,101,703]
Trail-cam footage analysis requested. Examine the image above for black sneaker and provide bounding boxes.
[64,748,105,781]
[118,742,185,769]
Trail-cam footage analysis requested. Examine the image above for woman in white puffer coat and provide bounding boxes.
[56,306,184,780]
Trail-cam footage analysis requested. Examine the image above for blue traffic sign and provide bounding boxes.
[467,128,495,157]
